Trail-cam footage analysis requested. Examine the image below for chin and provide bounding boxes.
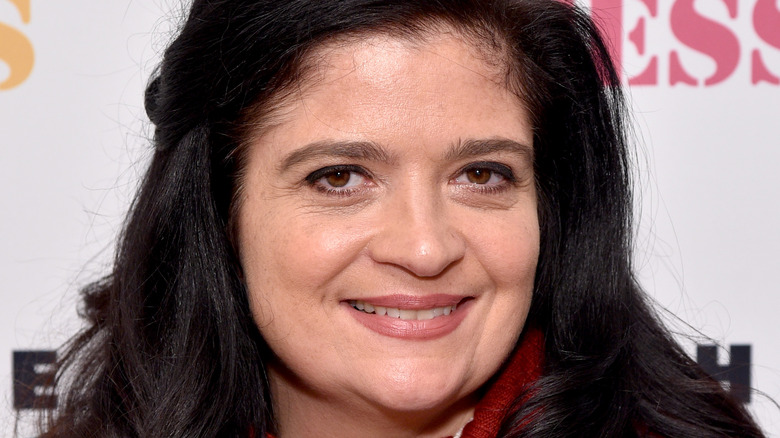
[360,365,476,414]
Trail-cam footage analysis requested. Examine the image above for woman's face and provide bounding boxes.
[236,31,539,433]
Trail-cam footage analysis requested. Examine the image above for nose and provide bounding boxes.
[367,186,466,277]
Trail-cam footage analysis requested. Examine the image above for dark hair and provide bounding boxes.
[42,1,764,437]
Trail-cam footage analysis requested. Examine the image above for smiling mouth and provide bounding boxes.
[348,299,464,321]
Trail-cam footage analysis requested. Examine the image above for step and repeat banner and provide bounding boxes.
[2,0,778,435]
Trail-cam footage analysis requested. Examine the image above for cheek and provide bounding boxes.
[473,210,538,341]
[472,212,540,286]
[238,208,371,315]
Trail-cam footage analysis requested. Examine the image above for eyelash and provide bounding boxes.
[305,165,371,197]
[304,162,517,197]
[453,161,516,194]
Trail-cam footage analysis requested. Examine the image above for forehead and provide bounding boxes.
[248,30,532,157]
[307,29,511,91]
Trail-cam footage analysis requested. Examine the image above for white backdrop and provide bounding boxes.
[1,0,778,436]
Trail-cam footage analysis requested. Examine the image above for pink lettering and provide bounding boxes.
[628,0,659,85]
[752,0,780,84]
[753,0,780,48]
[669,0,741,86]
[563,0,776,86]
[669,51,698,85]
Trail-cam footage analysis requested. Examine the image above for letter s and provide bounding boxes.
[0,0,34,90]
[751,0,780,84]
[754,0,780,49]
[669,0,740,86]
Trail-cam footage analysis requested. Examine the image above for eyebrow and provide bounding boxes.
[279,140,394,171]
[445,137,533,161]
[279,137,533,171]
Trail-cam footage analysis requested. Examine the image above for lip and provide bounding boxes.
[346,294,466,309]
[343,294,473,340]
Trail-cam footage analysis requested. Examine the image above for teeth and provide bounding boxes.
[399,309,416,320]
[417,309,435,320]
[349,300,458,320]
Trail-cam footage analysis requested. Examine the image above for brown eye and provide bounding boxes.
[465,168,492,184]
[326,171,351,187]
[453,162,513,190]
[306,165,369,193]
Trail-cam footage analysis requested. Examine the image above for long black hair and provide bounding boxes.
[42,1,764,437]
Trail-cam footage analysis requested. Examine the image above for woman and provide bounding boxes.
[41,0,765,437]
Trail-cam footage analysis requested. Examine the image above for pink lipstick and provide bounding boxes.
[344,294,473,340]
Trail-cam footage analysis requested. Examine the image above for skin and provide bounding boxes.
[236,30,539,438]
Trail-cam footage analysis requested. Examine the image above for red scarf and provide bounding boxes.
[457,326,544,438]
[261,327,545,438]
